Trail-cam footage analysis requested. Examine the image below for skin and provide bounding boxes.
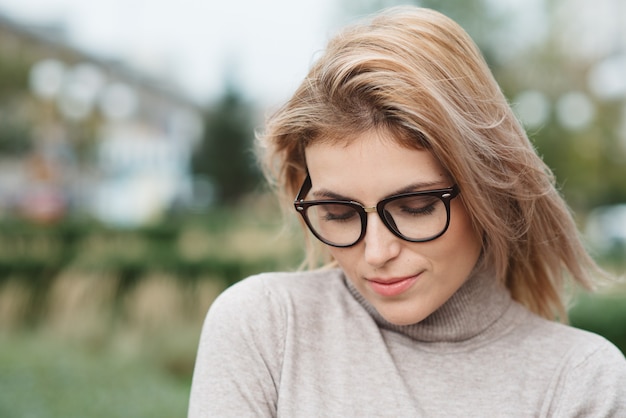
[304,129,483,326]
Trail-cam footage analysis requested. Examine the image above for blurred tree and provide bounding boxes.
[192,86,261,205]
[493,0,626,210]
[341,0,506,65]
[0,54,30,96]
[0,119,31,156]
[0,54,33,156]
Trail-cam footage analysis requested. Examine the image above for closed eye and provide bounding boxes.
[390,196,440,217]
[400,203,437,216]
[318,205,358,222]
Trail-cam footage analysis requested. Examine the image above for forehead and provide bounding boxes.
[304,129,449,199]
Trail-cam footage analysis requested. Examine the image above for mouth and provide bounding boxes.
[366,274,421,297]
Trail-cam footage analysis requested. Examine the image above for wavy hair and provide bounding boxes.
[257,6,602,321]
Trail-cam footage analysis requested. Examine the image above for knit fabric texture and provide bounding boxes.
[188,268,626,417]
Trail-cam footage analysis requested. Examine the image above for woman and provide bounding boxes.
[189,7,626,417]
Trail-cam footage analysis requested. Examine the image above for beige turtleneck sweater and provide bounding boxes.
[188,268,626,417]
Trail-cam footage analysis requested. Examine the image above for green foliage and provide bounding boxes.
[0,55,30,96]
[0,206,300,417]
[570,290,626,355]
[0,208,301,326]
[495,45,626,210]
[0,53,35,156]
[528,120,626,210]
[0,117,32,156]
[0,334,190,418]
[193,87,262,204]
[341,0,505,63]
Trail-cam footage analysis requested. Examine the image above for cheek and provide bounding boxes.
[417,201,481,263]
[328,247,351,266]
[327,247,360,278]
[446,202,482,263]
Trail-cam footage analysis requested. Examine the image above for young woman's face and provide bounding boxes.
[304,129,482,326]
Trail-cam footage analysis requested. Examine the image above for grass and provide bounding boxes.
[0,332,191,418]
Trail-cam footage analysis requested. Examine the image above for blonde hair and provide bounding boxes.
[258,6,602,321]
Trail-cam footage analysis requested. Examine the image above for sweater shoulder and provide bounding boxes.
[519,310,626,415]
[507,303,626,382]
[190,270,347,417]
[207,268,347,320]
[517,304,621,356]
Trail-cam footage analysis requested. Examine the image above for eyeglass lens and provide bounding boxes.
[304,194,448,247]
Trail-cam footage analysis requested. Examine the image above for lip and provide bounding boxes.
[366,274,421,297]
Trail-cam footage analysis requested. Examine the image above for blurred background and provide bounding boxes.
[0,0,624,416]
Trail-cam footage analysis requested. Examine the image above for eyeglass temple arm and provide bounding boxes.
[294,172,312,203]
[295,173,312,202]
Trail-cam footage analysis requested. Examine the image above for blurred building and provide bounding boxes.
[0,13,203,226]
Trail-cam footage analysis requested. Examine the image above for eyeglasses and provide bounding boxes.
[293,174,460,248]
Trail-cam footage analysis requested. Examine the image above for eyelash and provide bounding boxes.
[322,209,357,222]
[400,203,436,216]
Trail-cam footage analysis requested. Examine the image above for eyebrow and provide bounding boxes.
[311,180,450,201]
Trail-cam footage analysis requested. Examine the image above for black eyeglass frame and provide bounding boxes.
[293,174,460,248]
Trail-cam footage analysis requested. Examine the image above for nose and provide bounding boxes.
[363,212,401,268]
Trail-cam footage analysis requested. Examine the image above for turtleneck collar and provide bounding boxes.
[344,268,513,343]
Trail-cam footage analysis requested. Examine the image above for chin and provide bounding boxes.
[379,307,428,326]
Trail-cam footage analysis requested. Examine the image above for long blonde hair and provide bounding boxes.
[258,6,601,321]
